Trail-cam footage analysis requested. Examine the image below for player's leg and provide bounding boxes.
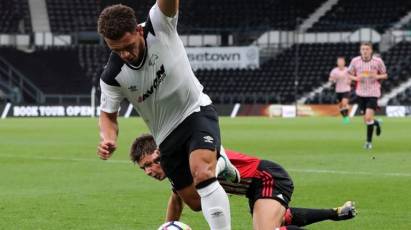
[190,149,231,230]
[253,199,286,230]
[189,105,231,230]
[175,183,201,211]
[284,201,356,227]
[250,160,294,230]
[340,97,350,123]
[364,102,375,149]
[369,97,381,136]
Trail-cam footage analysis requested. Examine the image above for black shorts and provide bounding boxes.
[159,105,221,190]
[357,96,378,113]
[336,91,350,102]
[246,160,294,213]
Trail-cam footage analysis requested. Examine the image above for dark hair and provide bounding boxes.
[97,4,137,40]
[130,134,157,163]
[360,42,373,49]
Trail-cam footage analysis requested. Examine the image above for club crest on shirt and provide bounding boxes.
[149,54,159,66]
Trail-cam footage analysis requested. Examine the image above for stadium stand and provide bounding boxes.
[0,0,31,33]
[380,42,411,94]
[197,43,360,104]
[388,87,411,105]
[78,44,109,85]
[46,0,100,33]
[309,0,411,32]
[0,47,89,95]
[99,0,325,33]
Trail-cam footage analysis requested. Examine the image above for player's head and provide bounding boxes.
[130,134,166,181]
[360,42,373,61]
[336,56,346,68]
[98,4,145,66]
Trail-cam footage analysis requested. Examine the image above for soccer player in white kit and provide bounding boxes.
[347,42,387,149]
[96,2,234,229]
[329,57,351,124]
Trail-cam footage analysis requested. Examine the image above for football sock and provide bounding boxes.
[374,120,381,136]
[340,108,349,117]
[287,207,337,226]
[196,178,231,230]
[339,109,345,117]
[215,156,226,177]
[366,121,374,142]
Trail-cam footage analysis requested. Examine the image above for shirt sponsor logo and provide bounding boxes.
[138,65,166,103]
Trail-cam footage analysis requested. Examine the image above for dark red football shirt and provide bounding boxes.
[226,149,261,179]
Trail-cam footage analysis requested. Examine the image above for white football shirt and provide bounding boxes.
[99,3,211,145]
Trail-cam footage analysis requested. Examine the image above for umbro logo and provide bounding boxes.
[128,85,138,92]
[203,136,214,143]
[211,210,223,217]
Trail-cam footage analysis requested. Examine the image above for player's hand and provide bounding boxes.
[97,140,117,160]
[352,76,360,81]
[368,71,377,78]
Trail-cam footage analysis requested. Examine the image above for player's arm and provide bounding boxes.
[97,111,118,160]
[165,191,184,222]
[371,60,388,80]
[157,0,179,17]
[372,72,387,80]
[348,73,359,81]
[346,59,360,81]
[329,74,336,82]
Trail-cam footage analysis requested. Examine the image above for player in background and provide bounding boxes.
[96,2,238,229]
[130,134,356,230]
[347,42,387,149]
[329,57,351,124]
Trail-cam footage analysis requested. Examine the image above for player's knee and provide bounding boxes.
[365,116,373,123]
[189,155,216,184]
[192,168,214,184]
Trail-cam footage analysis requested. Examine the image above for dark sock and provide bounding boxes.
[374,120,381,136]
[342,108,348,117]
[279,226,305,230]
[289,207,337,227]
[340,108,349,117]
[367,123,374,142]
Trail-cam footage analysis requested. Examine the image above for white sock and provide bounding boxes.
[197,181,231,230]
[215,157,226,177]
[215,145,228,177]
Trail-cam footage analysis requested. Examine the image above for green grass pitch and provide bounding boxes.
[0,117,410,229]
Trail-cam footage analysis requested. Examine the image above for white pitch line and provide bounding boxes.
[288,168,411,178]
[0,154,129,164]
[1,154,411,177]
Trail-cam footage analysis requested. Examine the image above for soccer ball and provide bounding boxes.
[157,221,192,230]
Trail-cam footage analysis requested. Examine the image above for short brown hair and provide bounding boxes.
[97,4,137,40]
[360,42,373,49]
[130,134,157,164]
